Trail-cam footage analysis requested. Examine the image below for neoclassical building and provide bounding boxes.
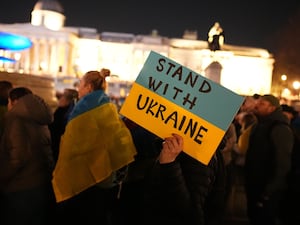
[0,0,274,97]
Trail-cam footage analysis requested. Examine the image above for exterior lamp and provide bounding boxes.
[292,81,300,99]
[281,74,287,81]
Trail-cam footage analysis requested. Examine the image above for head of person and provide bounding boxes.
[254,94,280,117]
[58,88,78,107]
[78,68,110,99]
[240,94,260,113]
[0,80,13,105]
[214,22,220,29]
[8,87,33,110]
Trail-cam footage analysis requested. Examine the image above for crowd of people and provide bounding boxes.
[0,71,299,225]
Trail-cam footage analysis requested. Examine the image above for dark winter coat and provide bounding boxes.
[49,102,75,163]
[0,94,54,193]
[244,108,293,199]
[142,151,225,225]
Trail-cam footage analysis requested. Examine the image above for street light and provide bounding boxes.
[281,74,287,81]
[280,74,288,97]
[292,81,300,99]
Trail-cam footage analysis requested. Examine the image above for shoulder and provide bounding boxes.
[270,120,294,144]
[4,112,22,126]
[270,120,292,134]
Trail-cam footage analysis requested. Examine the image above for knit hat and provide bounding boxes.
[260,94,280,108]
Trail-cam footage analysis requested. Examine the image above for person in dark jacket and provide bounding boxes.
[49,88,78,163]
[0,80,13,138]
[141,133,227,225]
[244,94,294,225]
[115,118,164,225]
[280,104,300,225]
[0,87,56,225]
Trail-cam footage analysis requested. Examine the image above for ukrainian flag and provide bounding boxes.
[52,90,137,202]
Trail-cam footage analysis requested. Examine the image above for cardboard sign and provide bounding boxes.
[120,51,244,165]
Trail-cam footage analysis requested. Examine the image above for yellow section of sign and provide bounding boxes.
[120,83,225,165]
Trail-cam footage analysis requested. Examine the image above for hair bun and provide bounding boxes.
[100,68,110,78]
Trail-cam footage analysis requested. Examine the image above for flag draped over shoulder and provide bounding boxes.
[52,90,137,202]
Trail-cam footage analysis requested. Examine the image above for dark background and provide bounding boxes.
[1,0,300,85]
[0,0,299,54]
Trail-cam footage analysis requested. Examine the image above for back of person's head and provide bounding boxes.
[0,80,13,103]
[63,88,79,102]
[240,95,259,113]
[9,87,33,101]
[83,69,110,91]
[8,87,33,110]
[57,88,79,107]
[253,93,260,100]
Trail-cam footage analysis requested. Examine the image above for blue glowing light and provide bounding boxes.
[0,56,16,63]
[0,31,32,50]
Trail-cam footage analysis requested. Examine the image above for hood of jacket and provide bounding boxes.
[8,94,53,125]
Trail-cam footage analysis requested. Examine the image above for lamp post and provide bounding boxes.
[292,81,300,100]
[280,74,287,97]
[281,74,287,82]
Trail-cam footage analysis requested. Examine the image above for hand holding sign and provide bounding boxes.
[159,133,184,164]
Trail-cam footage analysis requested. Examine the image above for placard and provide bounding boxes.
[120,51,244,165]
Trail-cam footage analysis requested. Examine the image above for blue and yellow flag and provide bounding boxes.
[52,90,137,202]
[120,51,244,165]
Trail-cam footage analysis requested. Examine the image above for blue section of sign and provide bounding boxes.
[135,51,244,130]
[0,31,32,50]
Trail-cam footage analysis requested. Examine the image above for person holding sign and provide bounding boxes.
[117,51,243,225]
[141,133,227,225]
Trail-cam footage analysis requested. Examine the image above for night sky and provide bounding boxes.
[1,0,299,54]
